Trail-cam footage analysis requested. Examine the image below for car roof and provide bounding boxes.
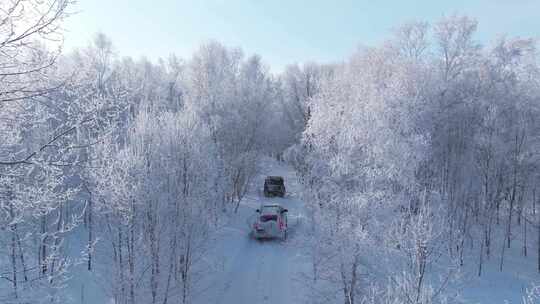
[266,176,283,181]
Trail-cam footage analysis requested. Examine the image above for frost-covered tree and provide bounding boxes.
[185,42,291,211]
[300,42,433,303]
[88,103,224,304]
[299,14,540,303]
[0,2,85,303]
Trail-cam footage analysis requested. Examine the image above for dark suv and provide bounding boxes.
[263,176,286,197]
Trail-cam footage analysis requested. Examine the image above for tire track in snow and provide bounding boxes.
[197,159,309,304]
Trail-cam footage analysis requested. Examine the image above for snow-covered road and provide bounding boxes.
[196,159,310,304]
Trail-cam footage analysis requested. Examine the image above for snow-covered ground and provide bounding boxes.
[60,158,540,304]
[452,224,540,304]
[195,158,311,304]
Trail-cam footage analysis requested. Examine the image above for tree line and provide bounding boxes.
[289,15,540,304]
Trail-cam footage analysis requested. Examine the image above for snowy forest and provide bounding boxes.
[1,1,540,304]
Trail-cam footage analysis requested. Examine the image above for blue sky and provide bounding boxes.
[63,0,540,72]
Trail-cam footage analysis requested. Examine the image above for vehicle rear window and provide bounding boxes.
[266,177,283,185]
[261,206,279,214]
[260,214,278,222]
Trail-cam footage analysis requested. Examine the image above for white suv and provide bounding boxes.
[251,204,288,240]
